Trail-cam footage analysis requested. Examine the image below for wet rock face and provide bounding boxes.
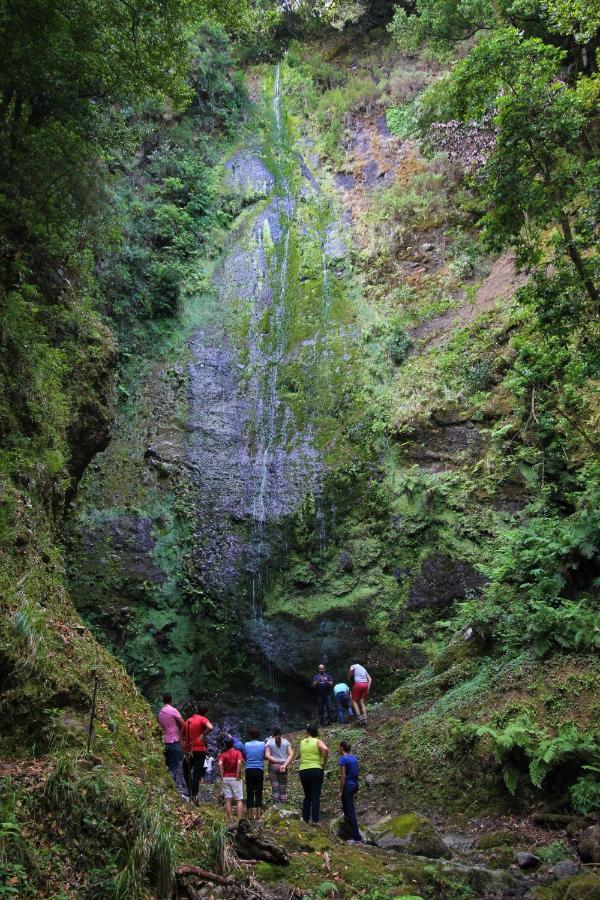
[187,178,322,603]
[406,554,487,611]
[224,149,275,198]
[66,323,118,500]
[246,615,367,679]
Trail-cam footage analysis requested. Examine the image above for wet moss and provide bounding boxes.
[531,874,600,899]
[476,831,520,850]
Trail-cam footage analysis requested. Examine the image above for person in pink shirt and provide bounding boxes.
[157,692,184,783]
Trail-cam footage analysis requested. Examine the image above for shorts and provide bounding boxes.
[352,682,368,702]
[245,768,264,809]
[222,777,243,801]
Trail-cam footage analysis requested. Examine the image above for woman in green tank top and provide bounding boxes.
[298,723,329,823]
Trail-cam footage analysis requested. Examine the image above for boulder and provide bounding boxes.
[566,818,589,840]
[531,873,600,899]
[552,860,579,879]
[578,825,600,864]
[372,813,451,859]
[432,624,487,674]
[436,860,520,895]
[516,851,540,869]
[329,815,356,841]
[476,831,520,850]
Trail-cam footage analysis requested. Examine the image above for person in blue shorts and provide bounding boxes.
[338,740,362,843]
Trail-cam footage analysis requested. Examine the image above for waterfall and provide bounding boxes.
[249,66,294,620]
[274,63,282,134]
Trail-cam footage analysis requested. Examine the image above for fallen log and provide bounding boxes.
[176,864,232,885]
[233,818,289,865]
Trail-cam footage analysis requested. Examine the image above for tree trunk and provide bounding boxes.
[559,213,599,306]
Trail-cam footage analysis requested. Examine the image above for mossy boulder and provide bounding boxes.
[431,624,487,674]
[329,814,357,841]
[531,873,600,899]
[372,813,451,858]
[578,825,600,864]
[476,830,520,850]
[485,846,518,869]
[437,860,520,895]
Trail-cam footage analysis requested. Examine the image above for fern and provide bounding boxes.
[530,724,597,788]
[314,882,339,898]
[571,764,600,814]
[477,716,598,795]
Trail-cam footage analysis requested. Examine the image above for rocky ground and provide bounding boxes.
[169,703,600,899]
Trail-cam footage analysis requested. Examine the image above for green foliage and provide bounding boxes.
[536,840,571,863]
[388,0,599,51]
[571,764,600,814]
[313,881,340,898]
[102,24,247,336]
[387,321,414,365]
[476,716,598,794]
[468,487,600,656]
[204,820,227,876]
[284,44,381,164]
[385,104,417,138]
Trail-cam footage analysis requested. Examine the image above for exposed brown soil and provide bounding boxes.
[412,250,530,347]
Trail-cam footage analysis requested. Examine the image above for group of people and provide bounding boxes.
[157,696,215,802]
[211,722,362,843]
[312,661,372,726]
[157,662,371,844]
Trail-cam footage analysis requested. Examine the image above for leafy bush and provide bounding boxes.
[386,104,417,139]
[387,322,414,365]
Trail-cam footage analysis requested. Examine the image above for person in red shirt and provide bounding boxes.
[218,736,244,822]
[182,702,213,804]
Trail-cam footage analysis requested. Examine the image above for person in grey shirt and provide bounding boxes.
[348,662,372,724]
[265,727,294,804]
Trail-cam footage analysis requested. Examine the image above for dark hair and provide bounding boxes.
[272,727,282,737]
[248,726,260,741]
[340,740,351,752]
[163,692,172,704]
[307,722,319,737]
[198,704,208,715]
[223,736,234,750]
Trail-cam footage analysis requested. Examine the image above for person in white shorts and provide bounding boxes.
[218,736,244,822]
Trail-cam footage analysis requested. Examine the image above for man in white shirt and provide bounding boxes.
[347,662,372,724]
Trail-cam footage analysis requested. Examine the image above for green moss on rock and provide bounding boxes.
[373,814,451,859]
[476,831,520,850]
[531,874,600,899]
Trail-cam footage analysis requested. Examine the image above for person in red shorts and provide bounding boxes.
[182,702,213,804]
[347,662,372,725]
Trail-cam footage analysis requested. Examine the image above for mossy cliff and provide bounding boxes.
[65,28,598,798]
[64,63,372,720]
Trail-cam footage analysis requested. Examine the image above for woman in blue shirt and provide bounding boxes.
[244,726,266,819]
[338,740,362,843]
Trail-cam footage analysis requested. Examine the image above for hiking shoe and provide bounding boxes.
[346,839,363,844]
